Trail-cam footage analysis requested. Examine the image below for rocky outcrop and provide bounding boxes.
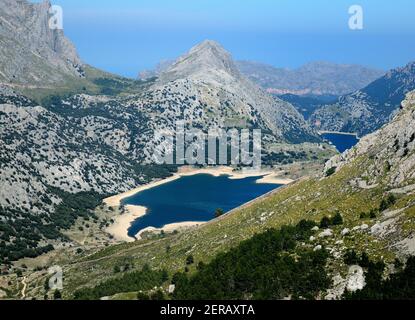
[0,0,83,86]
[325,91,415,188]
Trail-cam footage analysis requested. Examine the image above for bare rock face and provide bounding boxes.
[158,40,241,85]
[0,0,83,86]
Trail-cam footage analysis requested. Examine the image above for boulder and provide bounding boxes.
[319,229,333,238]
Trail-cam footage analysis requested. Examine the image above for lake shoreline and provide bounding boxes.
[104,166,293,242]
[320,132,361,153]
[318,130,359,136]
[318,130,361,140]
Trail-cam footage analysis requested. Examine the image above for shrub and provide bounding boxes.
[320,216,331,228]
[379,194,397,212]
[331,212,344,225]
[214,208,225,218]
[150,290,165,300]
[186,255,194,265]
[344,250,360,265]
[137,292,150,300]
[53,290,62,300]
[325,167,336,177]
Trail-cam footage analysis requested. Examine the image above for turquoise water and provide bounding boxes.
[123,174,280,237]
[321,133,359,153]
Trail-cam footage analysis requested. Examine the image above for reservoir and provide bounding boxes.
[123,174,281,237]
[321,132,359,153]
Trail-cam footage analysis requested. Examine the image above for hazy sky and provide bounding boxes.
[32,0,415,78]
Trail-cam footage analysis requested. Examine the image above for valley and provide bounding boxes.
[310,61,415,136]
[1,0,415,302]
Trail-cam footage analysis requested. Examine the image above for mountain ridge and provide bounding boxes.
[158,40,242,84]
[237,60,385,96]
[310,61,415,136]
[139,58,385,97]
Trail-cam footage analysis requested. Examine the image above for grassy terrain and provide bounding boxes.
[47,152,413,299]
[4,149,414,300]
[16,65,156,103]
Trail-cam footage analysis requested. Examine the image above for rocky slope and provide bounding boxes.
[0,88,179,261]
[0,0,84,87]
[141,40,319,144]
[310,61,415,136]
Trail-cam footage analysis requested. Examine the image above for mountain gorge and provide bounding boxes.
[311,61,415,136]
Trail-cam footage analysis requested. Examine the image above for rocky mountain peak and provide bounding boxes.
[149,40,320,144]
[158,40,241,84]
[386,61,415,79]
[188,40,230,60]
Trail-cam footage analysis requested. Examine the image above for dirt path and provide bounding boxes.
[21,276,27,299]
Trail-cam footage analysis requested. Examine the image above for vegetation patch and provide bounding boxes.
[73,265,168,300]
[172,220,331,300]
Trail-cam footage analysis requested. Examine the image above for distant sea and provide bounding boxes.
[123,174,280,237]
[321,132,360,153]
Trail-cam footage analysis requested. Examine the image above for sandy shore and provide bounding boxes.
[136,221,204,240]
[105,166,293,242]
[256,174,294,185]
[106,205,147,242]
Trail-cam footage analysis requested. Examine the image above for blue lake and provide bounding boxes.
[321,133,360,153]
[123,174,280,237]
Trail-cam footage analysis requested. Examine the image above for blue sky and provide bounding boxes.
[32,0,415,77]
